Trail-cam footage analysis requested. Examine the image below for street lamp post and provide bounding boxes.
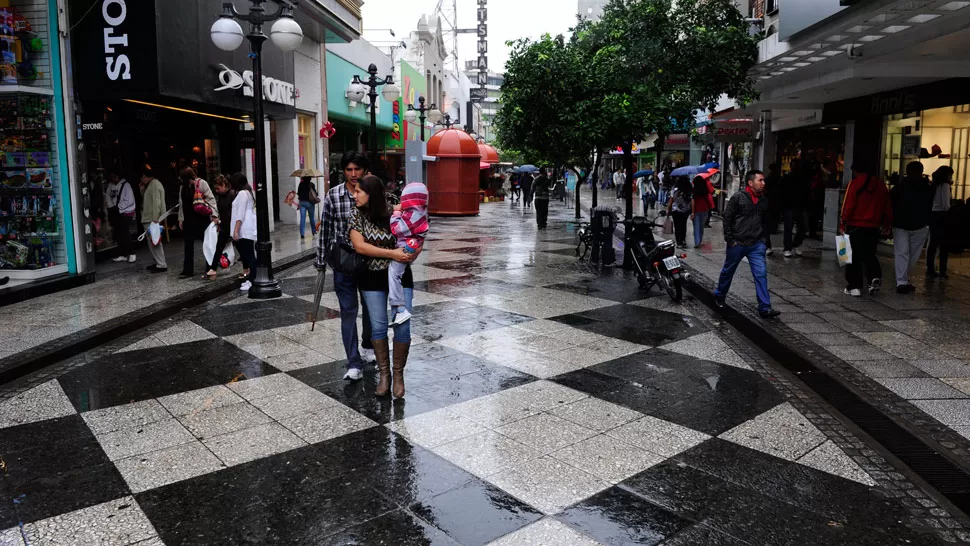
[435,113,459,130]
[404,97,442,141]
[346,65,400,171]
[210,0,303,300]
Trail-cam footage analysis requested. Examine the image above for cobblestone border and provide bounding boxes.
[683,265,970,543]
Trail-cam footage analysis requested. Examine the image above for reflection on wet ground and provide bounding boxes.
[0,201,964,545]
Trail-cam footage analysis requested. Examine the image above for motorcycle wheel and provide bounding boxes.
[660,271,683,302]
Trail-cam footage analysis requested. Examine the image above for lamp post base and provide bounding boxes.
[248,240,282,299]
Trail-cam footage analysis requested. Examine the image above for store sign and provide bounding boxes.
[772,110,821,132]
[823,79,970,124]
[704,120,755,142]
[102,0,131,80]
[82,123,103,131]
[214,64,295,107]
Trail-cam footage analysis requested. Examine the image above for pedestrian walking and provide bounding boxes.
[510,173,522,202]
[927,166,954,279]
[105,171,137,263]
[139,169,167,273]
[522,173,534,208]
[840,162,892,297]
[614,168,625,200]
[177,167,219,279]
[204,175,236,281]
[891,161,935,294]
[316,151,375,381]
[348,175,417,399]
[639,174,656,214]
[534,169,552,229]
[657,169,668,206]
[714,170,779,318]
[781,159,809,257]
[230,173,257,291]
[666,177,692,248]
[691,174,715,248]
[297,176,320,239]
[389,181,429,326]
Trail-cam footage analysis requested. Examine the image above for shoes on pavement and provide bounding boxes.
[940,272,949,279]
[361,348,377,364]
[343,367,364,381]
[128,254,137,263]
[179,272,193,279]
[112,256,127,262]
[766,249,774,256]
[869,278,881,296]
[240,280,252,291]
[783,250,793,258]
[0,276,8,286]
[793,248,803,256]
[714,296,726,309]
[147,265,168,274]
[843,288,862,297]
[759,309,781,319]
[390,308,412,327]
[896,284,915,294]
[926,270,938,279]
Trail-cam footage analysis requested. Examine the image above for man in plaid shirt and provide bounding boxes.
[316,151,374,380]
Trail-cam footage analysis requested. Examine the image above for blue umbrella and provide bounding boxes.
[633,169,654,178]
[701,162,720,170]
[518,164,540,173]
[670,165,705,177]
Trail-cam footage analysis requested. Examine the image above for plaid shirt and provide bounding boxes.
[315,182,356,269]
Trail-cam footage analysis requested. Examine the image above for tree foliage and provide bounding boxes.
[495,0,759,164]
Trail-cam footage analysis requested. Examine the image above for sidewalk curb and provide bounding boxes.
[0,250,316,387]
[682,263,970,520]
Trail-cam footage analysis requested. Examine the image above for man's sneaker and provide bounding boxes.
[714,296,726,309]
[793,248,803,256]
[926,270,939,279]
[112,256,127,262]
[361,348,377,363]
[869,278,881,295]
[940,272,950,279]
[343,367,363,381]
[240,280,252,291]
[896,284,915,294]
[759,309,781,319]
[844,288,862,297]
[128,254,137,263]
[390,309,412,327]
[765,248,774,256]
[783,250,793,258]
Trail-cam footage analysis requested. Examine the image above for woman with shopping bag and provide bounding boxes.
[840,162,893,297]
[177,167,219,279]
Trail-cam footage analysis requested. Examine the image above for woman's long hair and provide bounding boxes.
[692,176,708,200]
[674,176,692,198]
[358,175,391,229]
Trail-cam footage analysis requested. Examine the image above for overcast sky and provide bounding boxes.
[360,0,579,73]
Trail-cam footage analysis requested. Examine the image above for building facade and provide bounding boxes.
[463,61,502,143]
[578,0,609,21]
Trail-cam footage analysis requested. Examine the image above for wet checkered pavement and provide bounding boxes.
[0,199,964,545]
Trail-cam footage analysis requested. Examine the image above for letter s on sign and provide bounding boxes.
[107,55,131,81]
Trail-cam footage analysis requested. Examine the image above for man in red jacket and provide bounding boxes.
[840,162,893,297]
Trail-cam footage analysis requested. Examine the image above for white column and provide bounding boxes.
[264,119,276,232]
[275,118,299,225]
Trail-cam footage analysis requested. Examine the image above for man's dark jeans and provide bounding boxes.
[714,241,771,314]
[333,270,372,370]
[783,208,807,251]
[927,211,948,274]
[535,198,549,229]
[845,226,882,291]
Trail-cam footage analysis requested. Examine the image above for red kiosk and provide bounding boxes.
[427,129,481,216]
[478,143,501,201]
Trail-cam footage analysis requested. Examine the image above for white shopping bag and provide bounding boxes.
[202,222,219,265]
[836,234,853,267]
[147,222,162,247]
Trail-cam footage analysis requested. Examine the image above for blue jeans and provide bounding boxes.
[714,241,772,314]
[361,288,414,343]
[299,201,317,237]
[693,211,709,247]
[333,271,372,369]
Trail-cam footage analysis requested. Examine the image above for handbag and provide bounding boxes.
[193,180,213,216]
[663,216,674,235]
[326,240,363,274]
[309,187,321,205]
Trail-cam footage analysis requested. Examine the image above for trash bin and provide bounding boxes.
[591,206,617,265]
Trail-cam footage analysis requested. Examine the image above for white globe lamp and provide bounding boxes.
[404,108,418,124]
[210,17,244,52]
[270,15,303,51]
[382,82,401,103]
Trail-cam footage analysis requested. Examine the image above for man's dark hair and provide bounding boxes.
[745,170,764,184]
[341,151,369,172]
[906,161,924,179]
[141,168,153,178]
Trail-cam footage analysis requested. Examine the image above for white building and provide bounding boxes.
[406,15,448,112]
[578,0,609,21]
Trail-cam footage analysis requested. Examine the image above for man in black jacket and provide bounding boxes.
[891,161,935,294]
[714,170,780,318]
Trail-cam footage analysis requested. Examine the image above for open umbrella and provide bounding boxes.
[518,164,540,173]
[290,168,326,178]
[480,162,492,170]
[670,165,705,177]
[633,169,654,179]
[309,268,327,331]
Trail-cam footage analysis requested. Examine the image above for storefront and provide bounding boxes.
[68,0,296,257]
[0,0,76,287]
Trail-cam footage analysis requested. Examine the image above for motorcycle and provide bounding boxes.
[629,212,689,302]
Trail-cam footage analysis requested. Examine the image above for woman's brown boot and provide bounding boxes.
[372,339,391,398]
[392,341,410,399]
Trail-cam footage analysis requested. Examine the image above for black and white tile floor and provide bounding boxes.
[0,202,959,545]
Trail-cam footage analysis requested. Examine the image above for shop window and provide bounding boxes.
[298,114,314,170]
[1,1,66,277]
[956,104,970,114]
